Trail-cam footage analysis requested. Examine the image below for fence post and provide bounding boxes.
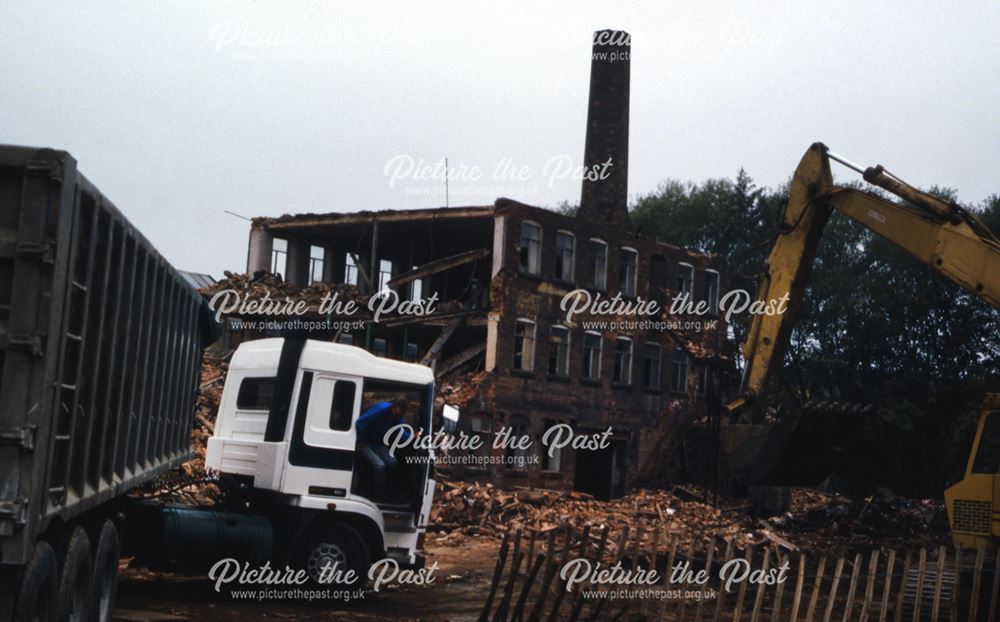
[790,553,807,622]
[525,528,561,622]
[878,550,896,622]
[987,549,1000,622]
[948,545,961,622]
[929,545,947,622]
[568,525,610,622]
[892,550,912,622]
[805,555,827,622]
[481,529,513,622]
[494,527,524,622]
[822,556,845,622]
[969,546,986,622]
[732,545,754,622]
[713,538,736,622]
[770,551,789,622]
[545,524,584,622]
[858,550,880,622]
[642,525,663,619]
[659,533,680,622]
[750,548,772,622]
[842,552,863,622]
[677,537,698,621]
[696,538,717,622]
[911,547,927,622]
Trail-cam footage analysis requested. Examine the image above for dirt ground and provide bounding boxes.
[114,538,498,622]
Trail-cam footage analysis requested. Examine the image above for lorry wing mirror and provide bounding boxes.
[442,404,461,433]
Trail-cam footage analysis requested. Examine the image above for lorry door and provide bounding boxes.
[283,371,361,496]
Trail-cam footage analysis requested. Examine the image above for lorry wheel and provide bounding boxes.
[294,523,371,588]
[14,541,59,622]
[90,521,120,622]
[56,527,93,622]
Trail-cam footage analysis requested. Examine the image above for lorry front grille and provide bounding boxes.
[953,499,992,534]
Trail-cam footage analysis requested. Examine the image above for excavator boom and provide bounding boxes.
[728,142,1000,422]
[718,142,1000,550]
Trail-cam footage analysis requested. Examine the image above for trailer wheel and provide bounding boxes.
[56,527,93,622]
[90,521,120,622]
[294,523,370,588]
[14,541,59,622]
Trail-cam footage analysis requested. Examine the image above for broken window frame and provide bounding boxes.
[670,348,689,393]
[309,245,325,284]
[344,253,359,286]
[513,318,537,372]
[409,266,423,303]
[677,262,694,300]
[704,269,720,315]
[271,238,288,275]
[378,259,393,293]
[519,220,542,275]
[620,247,638,298]
[555,230,576,282]
[373,337,388,358]
[613,337,633,385]
[642,343,661,390]
[582,331,603,380]
[548,325,571,377]
[587,238,608,290]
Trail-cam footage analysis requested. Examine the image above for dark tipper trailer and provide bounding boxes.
[0,146,211,621]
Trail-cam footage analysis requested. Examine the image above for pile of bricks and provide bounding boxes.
[427,480,948,557]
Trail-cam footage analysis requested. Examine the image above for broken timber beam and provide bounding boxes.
[348,252,373,290]
[386,248,490,289]
[420,313,466,367]
[435,342,486,378]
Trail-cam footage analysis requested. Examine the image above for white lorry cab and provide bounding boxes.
[205,337,440,581]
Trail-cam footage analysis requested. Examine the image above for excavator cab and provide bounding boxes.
[944,393,1000,550]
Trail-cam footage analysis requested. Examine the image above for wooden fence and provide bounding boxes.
[478,523,1000,622]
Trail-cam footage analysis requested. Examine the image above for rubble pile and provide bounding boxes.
[428,481,949,556]
[763,491,950,552]
[200,270,368,312]
[200,271,465,318]
[185,355,228,478]
[437,371,490,408]
[140,355,228,505]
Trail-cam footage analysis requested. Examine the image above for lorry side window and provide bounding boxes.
[330,381,357,431]
[973,412,1000,475]
[237,377,277,410]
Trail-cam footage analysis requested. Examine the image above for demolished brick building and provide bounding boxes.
[225,31,729,499]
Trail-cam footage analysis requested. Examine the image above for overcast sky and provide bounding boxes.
[2,1,997,276]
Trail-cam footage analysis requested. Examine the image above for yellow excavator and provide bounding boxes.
[721,142,1000,550]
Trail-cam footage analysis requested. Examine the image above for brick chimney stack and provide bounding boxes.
[578,29,631,229]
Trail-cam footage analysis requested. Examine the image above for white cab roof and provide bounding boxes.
[230,338,434,385]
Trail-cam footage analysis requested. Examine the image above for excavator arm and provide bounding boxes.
[728,142,1000,422]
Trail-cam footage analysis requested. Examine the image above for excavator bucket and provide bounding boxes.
[715,402,877,487]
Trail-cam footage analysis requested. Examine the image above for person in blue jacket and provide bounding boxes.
[356,398,410,499]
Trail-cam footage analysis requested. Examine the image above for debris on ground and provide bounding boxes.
[427,480,949,557]
[147,345,948,558]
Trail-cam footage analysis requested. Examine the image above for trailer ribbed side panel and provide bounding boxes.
[0,146,205,566]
